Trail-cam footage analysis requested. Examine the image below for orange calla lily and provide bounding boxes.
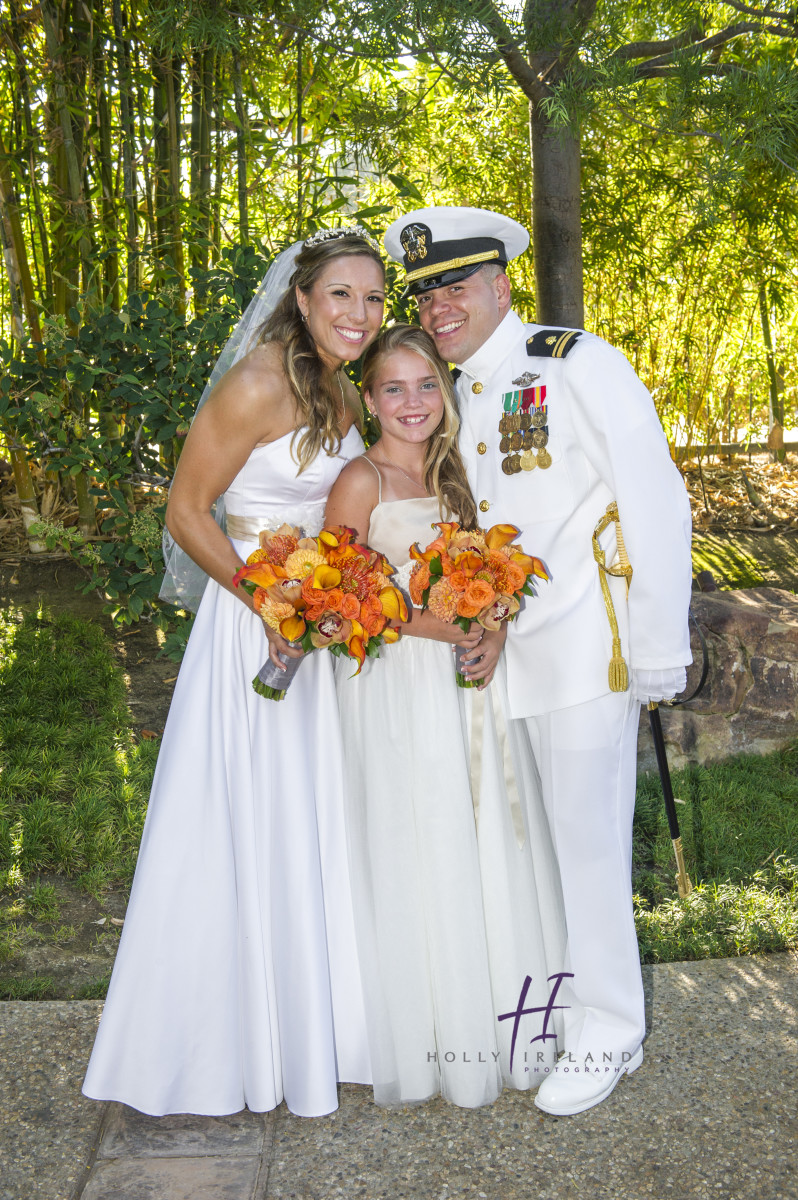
[382,627,401,644]
[312,564,342,589]
[379,586,408,622]
[280,612,306,642]
[233,561,283,590]
[347,632,367,672]
[453,550,484,575]
[484,523,520,550]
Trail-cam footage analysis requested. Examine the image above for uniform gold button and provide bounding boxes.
[479,500,490,513]
[477,442,487,455]
[472,382,483,394]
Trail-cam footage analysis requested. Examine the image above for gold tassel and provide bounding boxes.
[592,503,634,692]
[608,640,629,692]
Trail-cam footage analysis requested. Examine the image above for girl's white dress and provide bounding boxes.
[335,476,566,1109]
[83,427,371,1117]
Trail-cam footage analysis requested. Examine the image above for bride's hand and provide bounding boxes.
[457,624,507,689]
[261,620,305,669]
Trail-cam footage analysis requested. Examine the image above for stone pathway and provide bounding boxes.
[2,952,797,1200]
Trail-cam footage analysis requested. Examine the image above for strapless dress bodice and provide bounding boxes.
[223,425,364,537]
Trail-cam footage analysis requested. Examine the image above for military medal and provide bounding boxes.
[499,383,550,474]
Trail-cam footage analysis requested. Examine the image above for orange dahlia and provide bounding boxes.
[428,578,460,623]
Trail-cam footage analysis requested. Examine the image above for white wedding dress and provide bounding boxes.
[83,426,371,1117]
[335,475,567,1108]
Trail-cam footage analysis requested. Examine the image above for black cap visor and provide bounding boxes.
[404,260,507,299]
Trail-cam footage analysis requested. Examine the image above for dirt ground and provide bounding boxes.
[0,555,176,1000]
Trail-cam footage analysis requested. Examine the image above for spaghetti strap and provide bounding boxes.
[362,456,383,503]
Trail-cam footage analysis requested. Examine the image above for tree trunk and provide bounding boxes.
[0,127,42,341]
[111,0,139,297]
[232,42,248,241]
[167,55,185,302]
[758,281,785,463]
[42,0,90,315]
[529,101,584,328]
[152,52,170,264]
[4,435,45,553]
[9,0,53,302]
[94,6,120,309]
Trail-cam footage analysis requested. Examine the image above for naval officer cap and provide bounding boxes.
[384,206,529,296]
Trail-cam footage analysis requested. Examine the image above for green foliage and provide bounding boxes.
[0,609,159,891]
[0,246,271,633]
[635,858,798,963]
[632,746,798,962]
[0,975,58,1000]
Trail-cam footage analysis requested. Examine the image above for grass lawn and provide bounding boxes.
[0,605,796,996]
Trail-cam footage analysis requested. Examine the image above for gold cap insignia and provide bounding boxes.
[400,223,430,262]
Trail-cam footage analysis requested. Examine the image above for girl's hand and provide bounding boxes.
[457,624,507,689]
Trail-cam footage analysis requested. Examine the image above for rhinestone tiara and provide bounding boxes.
[303,224,379,250]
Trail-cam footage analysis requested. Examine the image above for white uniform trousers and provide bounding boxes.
[513,689,645,1062]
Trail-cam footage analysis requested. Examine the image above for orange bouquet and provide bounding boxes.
[408,522,549,687]
[233,524,408,700]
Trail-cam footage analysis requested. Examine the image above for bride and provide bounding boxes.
[83,228,385,1118]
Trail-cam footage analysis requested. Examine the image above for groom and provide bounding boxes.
[384,207,693,1116]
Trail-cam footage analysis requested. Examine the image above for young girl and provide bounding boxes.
[326,325,564,1108]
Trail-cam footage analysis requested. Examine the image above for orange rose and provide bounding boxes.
[463,578,496,609]
[341,592,360,619]
[322,587,344,613]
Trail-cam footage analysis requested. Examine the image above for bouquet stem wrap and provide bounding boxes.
[454,643,479,689]
[252,642,305,701]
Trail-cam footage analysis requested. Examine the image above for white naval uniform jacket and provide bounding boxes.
[455,311,693,720]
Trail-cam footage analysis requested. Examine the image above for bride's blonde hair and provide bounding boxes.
[361,325,478,528]
[259,235,384,471]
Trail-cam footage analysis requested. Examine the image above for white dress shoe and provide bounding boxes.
[533,1046,644,1116]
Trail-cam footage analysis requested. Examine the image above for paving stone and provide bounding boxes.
[262,954,798,1200]
[98,1102,270,1159]
[2,956,797,1200]
[80,1155,262,1200]
[0,1001,104,1200]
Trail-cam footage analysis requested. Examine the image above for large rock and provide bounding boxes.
[637,587,798,771]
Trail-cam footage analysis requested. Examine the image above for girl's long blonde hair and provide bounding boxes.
[259,235,384,471]
[361,325,478,529]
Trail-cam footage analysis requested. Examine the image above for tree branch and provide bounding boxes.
[474,0,541,101]
[639,22,763,70]
[633,62,750,79]
[719,0,796,20]
[609,26,705,62]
